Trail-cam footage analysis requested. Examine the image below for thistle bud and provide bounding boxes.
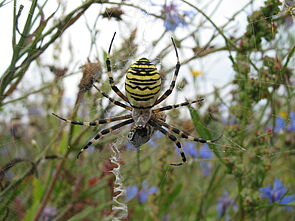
[79,61,102,92]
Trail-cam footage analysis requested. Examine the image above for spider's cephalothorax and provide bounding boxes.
[52,32,221,166]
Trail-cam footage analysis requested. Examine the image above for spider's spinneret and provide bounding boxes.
[125,58,161,109]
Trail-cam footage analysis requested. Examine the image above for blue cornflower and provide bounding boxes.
[274,117,285,133]
[176,142,213,176]
[88,145,95,153]
[200,161,212,176]
[183,141,198,159]
[160,1,194,31]
[177,142,214,160]
[217,192,235,218]
[125,186,138,201]
[27,107,42,115]
[287,112,295,132]
[223,117,238,125]
[147,131,164,147]
[124,142,137,151]
[125,183,158,204]
[267,112,295,133]
[259,178,295,211]
[153,130,164,139]
[147,139,157,147]
[198,144,213,176]
[138,184,158,203]
[199,144,213,159]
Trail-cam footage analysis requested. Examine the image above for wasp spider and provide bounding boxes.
[52,32,221,166]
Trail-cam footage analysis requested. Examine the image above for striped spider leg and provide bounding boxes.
[149,119,186,166]
[92,84,132,111]
[152,98,204,113]
[154,37,180,105]
[77,118,134,158]
[52,113,132,127]
[150,99,221,165]
[52,113,133,157]
[154,118,222,144]
[105,32,129,103]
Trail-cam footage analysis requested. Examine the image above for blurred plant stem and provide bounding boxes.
[32,89,83,220]
[0,0,94,106]
[195,165,221,220]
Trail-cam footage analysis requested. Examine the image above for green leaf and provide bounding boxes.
[0,182,27,214]
[189,107,212,140]
[32,177,44,203]
[67,202,112,221]
[22,178,44,221]
[189,107,226,166]
[161,183,183,213]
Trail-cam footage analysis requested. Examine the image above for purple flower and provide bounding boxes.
[162,215,170,221]
[259,178,295,211]
[183,141,198,159]
[283,1,295,27]
[287,112,295,132]
[198,144,213,176]
[200,161,212,176]
[88,145,95,153]
[125,186,138,201]
[153,1,194,31]
[138,184,158,203]
[0,147,10,155]
[153,130,164,139]
[199,144,213,159]
[42,206,57,220]
[274,117,285,132]
[176,142,214,160]
[125,183,158,204]
[267,112,295,133]
[217,192,235,218]
[147,139,157,147]
[176,143,213,176]
[2,171,14,181]
[147,131,164,147]
[124,142,137,151]
[27,108,42,115]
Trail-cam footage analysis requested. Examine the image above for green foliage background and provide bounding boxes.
[0,0,294,220]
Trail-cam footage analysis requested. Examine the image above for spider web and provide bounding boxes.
[0,0,294,220]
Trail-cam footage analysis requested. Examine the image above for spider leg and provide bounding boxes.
[93,84,132,111]
[149,120,186,166]
[52,113,132,126]
[154,37,180,105]
[154,118,222,143]
[153,98,204,113]
[106,32,129,103]
[77,118,134,158]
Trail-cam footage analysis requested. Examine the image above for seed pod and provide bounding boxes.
[102,7,124,21]
[79,61,102,92]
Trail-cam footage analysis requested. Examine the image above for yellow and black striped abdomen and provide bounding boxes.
[125,58,161,108]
